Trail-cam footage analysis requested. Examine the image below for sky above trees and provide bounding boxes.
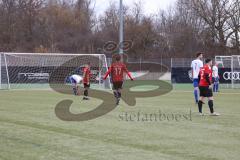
[94,0,176,16]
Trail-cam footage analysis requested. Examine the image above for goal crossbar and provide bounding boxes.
[3,52,106,56]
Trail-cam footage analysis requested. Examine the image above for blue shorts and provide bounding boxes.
[213,77,219,83]
[193,79,199,88]
[70,77,77,84]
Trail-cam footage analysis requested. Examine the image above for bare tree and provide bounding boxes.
[0,0,238,57]
[226,0,240,52]
[189,0,234,53]
[0,0,17,51]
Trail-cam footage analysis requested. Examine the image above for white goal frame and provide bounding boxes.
[0,52,111,90]
[0,52,11,90]
[215,55,240,89]
[231,55,240,89]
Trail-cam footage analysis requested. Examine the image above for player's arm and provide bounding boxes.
[103,66,112,80]
[190,62,194,79]
[83,68,86,80]
[124,66,134,80]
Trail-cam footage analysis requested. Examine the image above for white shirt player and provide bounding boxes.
[70,74,83,84]
[191,59,203,79]
[212,66,219,78]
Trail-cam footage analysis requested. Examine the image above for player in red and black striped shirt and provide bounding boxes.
[83,62,91,100]
[198,59,220,116]
[104,55,133,105]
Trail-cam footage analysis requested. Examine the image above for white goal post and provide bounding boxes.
[231,55,240,89]
[0,53,10,90]
[0,53,111,90]
[215,55,240,89]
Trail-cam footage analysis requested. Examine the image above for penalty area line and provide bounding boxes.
[171,90,240,95]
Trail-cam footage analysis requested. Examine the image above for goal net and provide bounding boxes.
[0,53,111,90]
[215,55,240,89]
[231,55,240,89]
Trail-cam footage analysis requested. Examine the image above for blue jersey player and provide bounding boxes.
[69,74,82,96]
[191,53,203,103]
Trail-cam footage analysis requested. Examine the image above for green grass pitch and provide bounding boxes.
[0,84,240,160]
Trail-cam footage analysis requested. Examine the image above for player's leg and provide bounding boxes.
[70,77,78,95]
[112,82,118,98]
[112,82,122,105]
[115,88,122,105]
[198,86,206,115]
[208,97,214,114]
[216,77,219,92]
[113,83,119,105]
[112,86,118,100]
[213,77,217,92]
[115,89,121,105]
[116,82,123,105]
[193,79,199,103]
[213,77,219,92]
[73,85,78,95]
[83,83,90,100]
[208,97,220,116]
[113,90,119,100]
[117,89,122,99]
[116,81,123,98]
[198,96,205,115]
[207,89,220,116]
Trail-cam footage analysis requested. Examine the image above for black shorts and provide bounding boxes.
[113,81,123,90]
[199,86,213,97]
[84,83,90,88]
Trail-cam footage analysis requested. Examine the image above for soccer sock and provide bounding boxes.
[194,89,198,102]
[213,83,218,92]
[208,100,214,114]
[73,87,77,95]
[118,91,121,98]
[84,89,88,97]
[114,91,118,98]
[216,83,219,92]
[198,100,203,113]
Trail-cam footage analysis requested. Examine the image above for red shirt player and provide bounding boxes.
[82,62,91,100]
[103,55,133,105]
[198,59,220,116]
[199,64,212,87]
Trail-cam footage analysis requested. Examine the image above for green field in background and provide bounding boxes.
[0,84,240,160]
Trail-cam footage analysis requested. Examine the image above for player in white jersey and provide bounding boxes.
[212,62,219,92]
[191,53,204,103]
[69,74,83,95]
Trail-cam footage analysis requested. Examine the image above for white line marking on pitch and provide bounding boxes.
[172,90,240,95]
